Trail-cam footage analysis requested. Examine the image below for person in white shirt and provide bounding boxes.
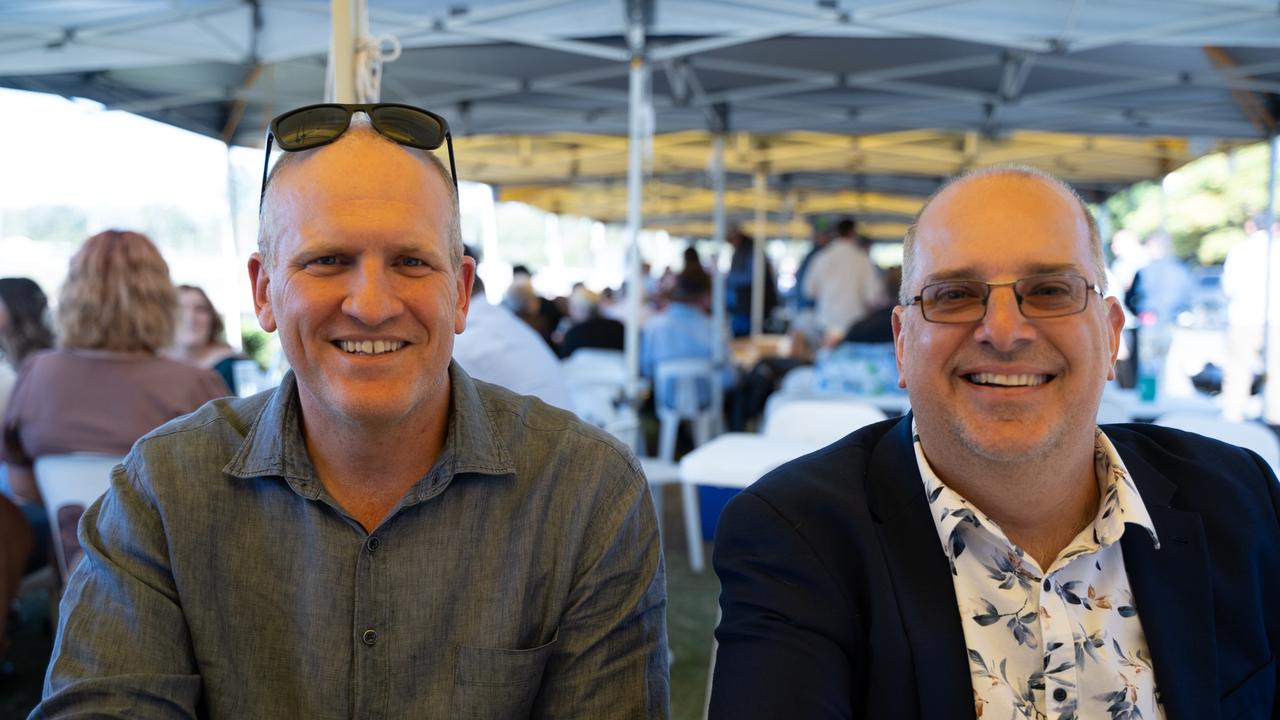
[451,259,574,412]
[1221,216,1280,421]
[801,217,884,345]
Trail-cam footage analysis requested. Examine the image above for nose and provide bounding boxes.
[972,285,1037,351]
[342,259,405,327]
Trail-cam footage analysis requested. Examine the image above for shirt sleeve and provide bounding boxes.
[709,490,856,719]
[530,451,670,719]
[32,457,202,719]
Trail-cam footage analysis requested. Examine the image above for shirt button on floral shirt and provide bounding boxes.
[914,423,1165,720]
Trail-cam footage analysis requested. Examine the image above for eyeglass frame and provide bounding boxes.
[258,103,457,210]
[904,272,1105,323]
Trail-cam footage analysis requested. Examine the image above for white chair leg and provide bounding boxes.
[682,480,705,572]
[658,413,679,463]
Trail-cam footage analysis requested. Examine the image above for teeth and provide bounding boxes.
[339,340,405,355]
[969,372,1048,387]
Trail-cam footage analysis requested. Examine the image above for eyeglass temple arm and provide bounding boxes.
[445,132,458,191]
[259,132,274,209]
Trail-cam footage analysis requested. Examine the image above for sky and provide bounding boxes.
[0,87,248,217]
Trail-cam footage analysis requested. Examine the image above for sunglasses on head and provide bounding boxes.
[259,103,457,208]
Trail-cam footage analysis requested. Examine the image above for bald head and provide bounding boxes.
[899,166,1104,304]
[257,125,462,271]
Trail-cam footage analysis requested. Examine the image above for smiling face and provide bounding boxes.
[892,171,1124,465]
[249,131,474,430]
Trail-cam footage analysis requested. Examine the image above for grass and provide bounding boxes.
[658,487,721,720]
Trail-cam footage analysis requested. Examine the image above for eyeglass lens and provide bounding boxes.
[369,106,445,149]
[921,274,1089,322]
[274,106,352,150]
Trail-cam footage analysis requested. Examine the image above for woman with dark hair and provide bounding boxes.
[0,277,55,371]
[2,231,228,582]
[169,285,246,394]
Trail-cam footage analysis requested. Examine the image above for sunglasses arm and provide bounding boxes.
[445,132,458,193]
[258,133,275,210]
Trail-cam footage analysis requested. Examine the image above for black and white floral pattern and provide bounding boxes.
[915,424,1164,720]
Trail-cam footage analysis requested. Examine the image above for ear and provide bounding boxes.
[891,305,908,389]
[1103,296,1125,381]
[248,252,276,333]
[454,256,477,334]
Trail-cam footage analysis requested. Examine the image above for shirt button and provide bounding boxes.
[1053,688,1067,702]
[1043,578,1051,592]
[362,629,378,646]
[366,536,380,553]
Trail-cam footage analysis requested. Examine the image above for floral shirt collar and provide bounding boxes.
[914,422,1166,720]
[919,423,1160,575]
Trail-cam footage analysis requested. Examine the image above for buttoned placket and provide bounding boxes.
[351,526,388,720]
[1037,569,1079,717]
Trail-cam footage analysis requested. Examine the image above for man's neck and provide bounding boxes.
[920,430,1100,571]
[299,389,451,533]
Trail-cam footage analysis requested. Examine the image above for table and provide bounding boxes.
[1103,388,1220,422]
[677,433,830,571]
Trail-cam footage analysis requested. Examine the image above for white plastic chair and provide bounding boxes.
[654,358,719,463]
[560,349,628,386]
[654,358,721,567]
[1152,412,1280,475]
[34,453,123,580]
[762,397,887,445]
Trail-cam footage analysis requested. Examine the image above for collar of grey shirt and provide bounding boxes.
[221,361,517,506]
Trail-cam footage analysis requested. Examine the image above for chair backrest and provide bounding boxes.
[654,358,717,420]
[1152,412,1280,474]
[34,452,123,579]
[561,349,628,387]
[762,398,887,444]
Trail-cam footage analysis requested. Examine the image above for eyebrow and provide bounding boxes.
[921,263,1082,285]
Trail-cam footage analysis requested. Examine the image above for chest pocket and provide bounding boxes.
[1220,656,1275,720]
[451,634,558,719]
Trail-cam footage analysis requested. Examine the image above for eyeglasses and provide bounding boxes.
[259,103,456,208]
[906,273,1103,323]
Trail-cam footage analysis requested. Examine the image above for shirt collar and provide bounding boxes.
[913,421,1161,570]
[224,361,516,501]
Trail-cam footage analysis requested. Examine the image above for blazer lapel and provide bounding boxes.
[867,415,975,719]
[1118,448,1217,720]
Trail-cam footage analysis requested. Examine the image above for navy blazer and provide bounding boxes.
[709,414,1280,719]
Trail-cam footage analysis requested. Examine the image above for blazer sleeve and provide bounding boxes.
[709,489,856,720]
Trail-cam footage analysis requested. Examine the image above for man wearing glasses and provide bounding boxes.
[35,105,668,718]
[709,167,1279,718]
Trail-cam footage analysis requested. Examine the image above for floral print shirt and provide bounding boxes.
[914,423,1165,720]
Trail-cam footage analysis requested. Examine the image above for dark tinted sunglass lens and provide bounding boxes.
[370,106,444,149]
[274,106,351,150]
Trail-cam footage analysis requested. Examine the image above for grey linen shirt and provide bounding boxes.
[33,362,669,719]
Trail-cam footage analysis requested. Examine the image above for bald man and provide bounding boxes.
[709,166,1279,719]
[36,106,668,719]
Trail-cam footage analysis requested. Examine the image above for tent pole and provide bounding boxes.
[1263,131,1278,423]
[328,0,358,103]
[710,132,727,433]
[711,133,728,360]
[751,166,767,337]
[623,3,648,445]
